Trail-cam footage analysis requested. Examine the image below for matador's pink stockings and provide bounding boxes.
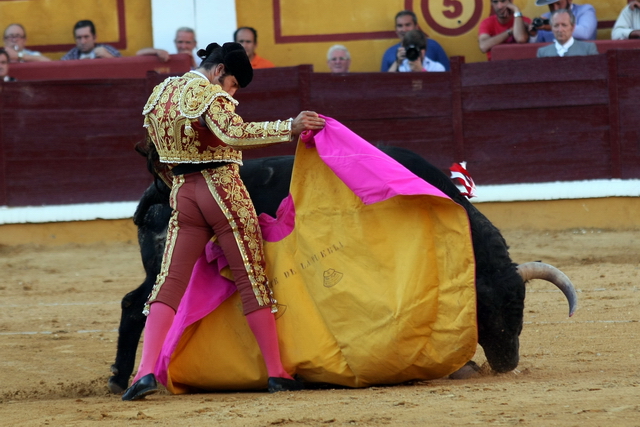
[132,302,175,384]
[245,307,294,380]
[132,303,292,384]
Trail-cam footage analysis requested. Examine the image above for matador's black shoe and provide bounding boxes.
[268,376,304,393]
[121,373,158,401]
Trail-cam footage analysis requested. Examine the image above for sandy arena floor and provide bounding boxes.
[0,228,639,426]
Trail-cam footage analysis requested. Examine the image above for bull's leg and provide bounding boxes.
[109,198,171,393]
[448,360,481,380]
[108,282,151,393]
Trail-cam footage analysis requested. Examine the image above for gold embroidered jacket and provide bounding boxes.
[142,71,293,165]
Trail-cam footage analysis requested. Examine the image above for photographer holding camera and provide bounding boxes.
[388,30,445,72]
[530,0,597,43]
[381,10,450,72]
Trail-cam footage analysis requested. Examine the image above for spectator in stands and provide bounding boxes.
[530,0,597,43]
[327,45,351,73]
[387,30,445,72]
[478,0,531,61]
[537,9,598,57]
[3,23,51,63]
[136,27,200,68]
[61,20,121,60]
[612,0,640,40]
[173,27,200,68]
[381,10,450,72]
[0,48,16,81]
[234,27,274,69]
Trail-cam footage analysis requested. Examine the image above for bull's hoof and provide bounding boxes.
[268,376,304,393]
[122,373,158,401]
[448,361,481,380]
[108,376,129,394]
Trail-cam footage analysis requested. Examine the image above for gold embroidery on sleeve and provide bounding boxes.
[143,72,291,165]
[204,98,293,148]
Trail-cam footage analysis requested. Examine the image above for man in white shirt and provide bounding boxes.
[530,0,597,43]
[136,27,200,68]
[537,9,598,57]
[612,0,640,40]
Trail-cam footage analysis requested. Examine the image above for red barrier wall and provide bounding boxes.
[9,54,192,81]
[1,50,639,208]
[491,39,640,61]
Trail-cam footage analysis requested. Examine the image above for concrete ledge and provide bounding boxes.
[477,197,640,231]
[0,197,638,246]
[2,180,638,225]
[0,202,137,225]
[0,219,137,246]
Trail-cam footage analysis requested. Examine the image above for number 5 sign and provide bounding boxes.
[420,0,484,36]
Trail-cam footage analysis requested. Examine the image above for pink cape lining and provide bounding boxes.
[155,116,451,386]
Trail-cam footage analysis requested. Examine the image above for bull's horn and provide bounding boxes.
[516,262,578,317]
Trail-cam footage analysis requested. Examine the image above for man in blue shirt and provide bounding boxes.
[531,0,597,43]
[381,10,450,72]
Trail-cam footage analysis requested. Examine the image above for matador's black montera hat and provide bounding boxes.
[198,42,253,88]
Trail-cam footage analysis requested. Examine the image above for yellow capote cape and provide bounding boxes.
[159,119,477,393]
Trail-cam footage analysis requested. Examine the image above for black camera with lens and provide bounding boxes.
[405,44,421,62]
[531,17,550,29]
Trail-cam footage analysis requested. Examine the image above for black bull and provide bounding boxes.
[108,146,577,393]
